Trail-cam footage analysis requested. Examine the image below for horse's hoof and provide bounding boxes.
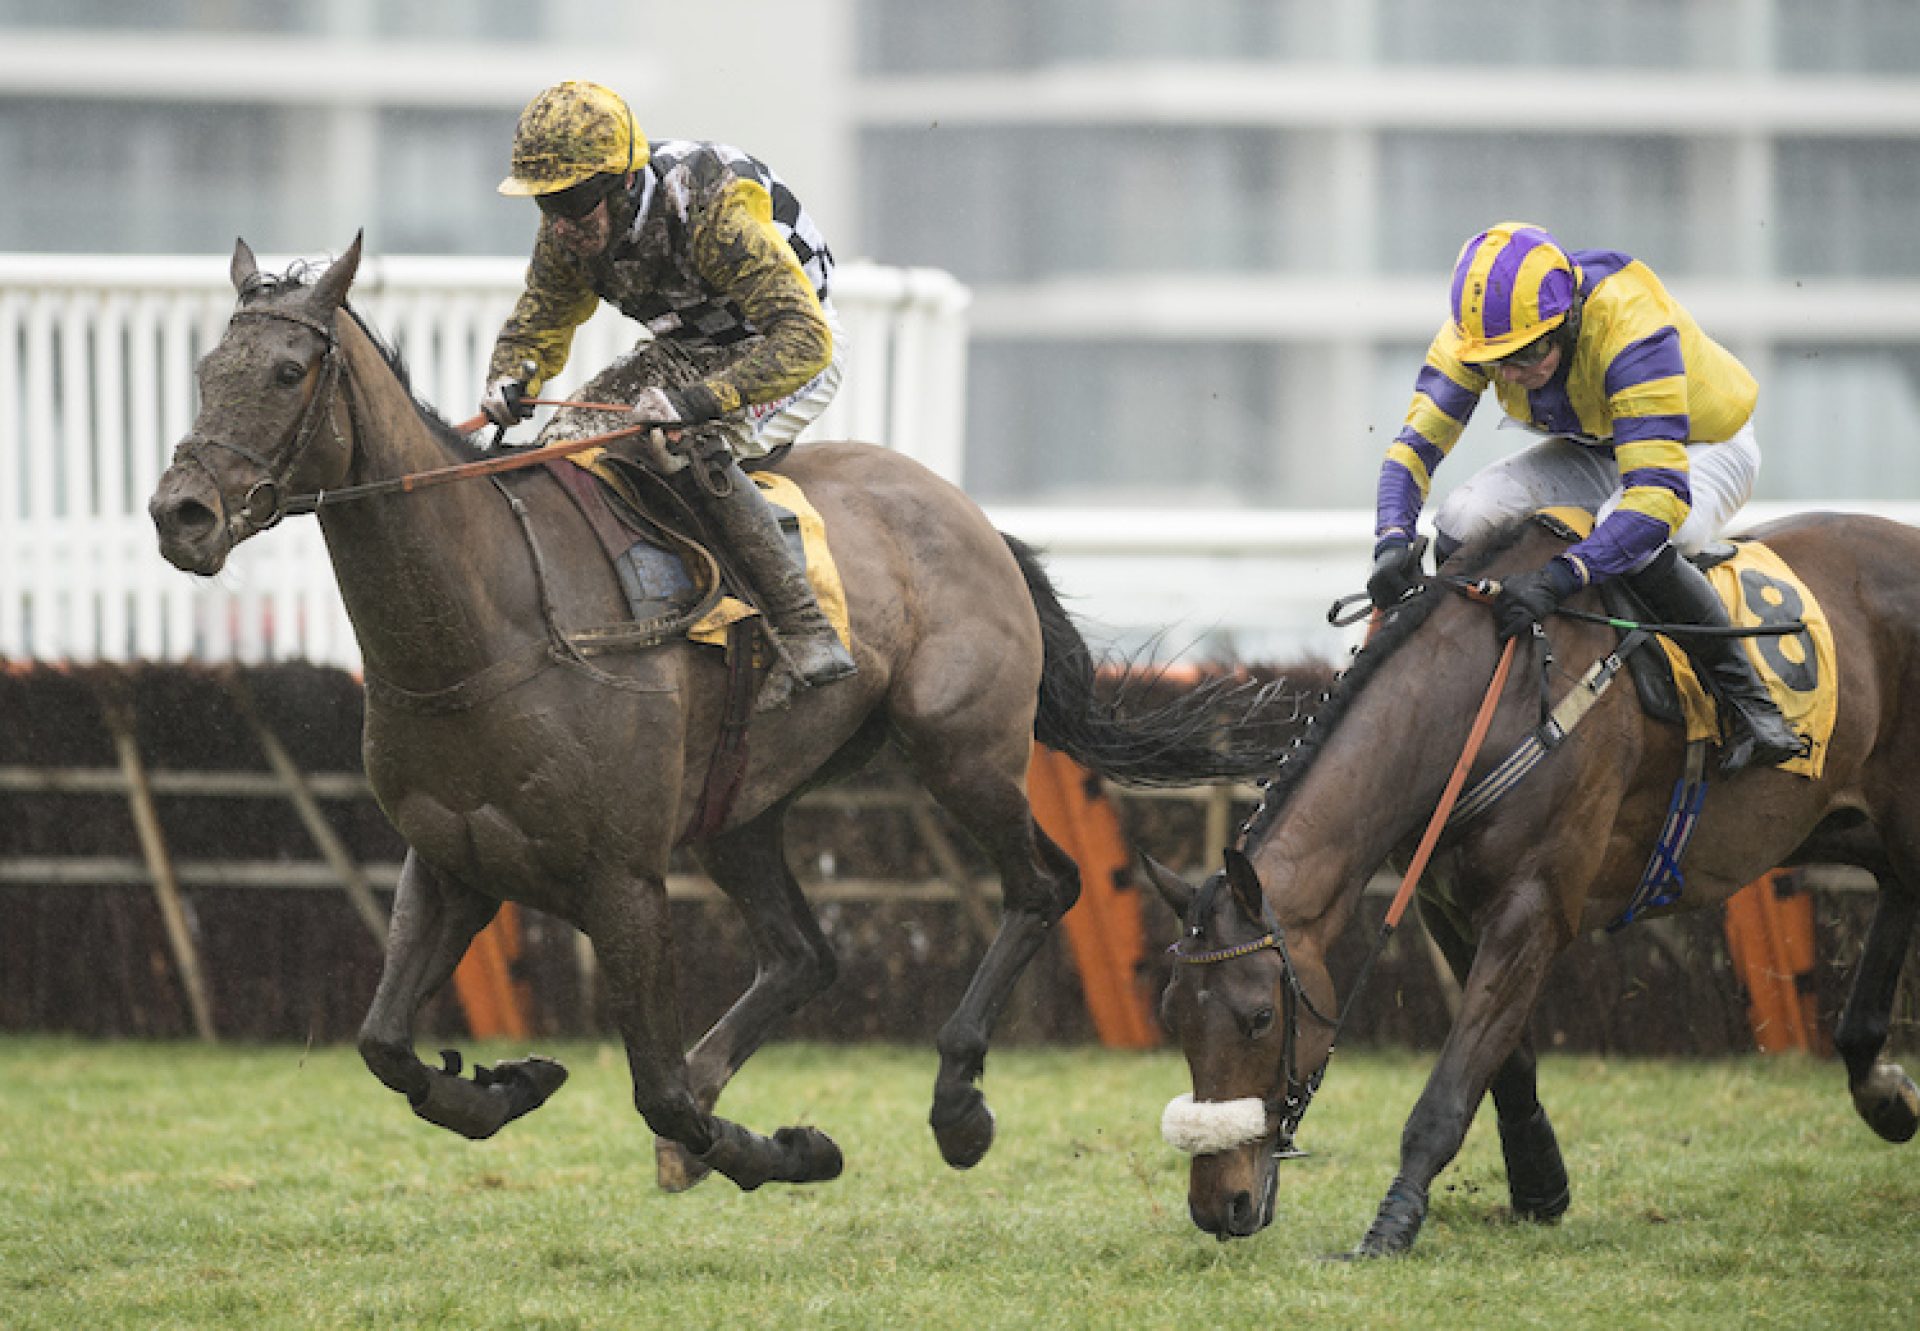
[931,1094,996,1170]
[1855,1063,1920,1144]
[408,1052,568,1140]
[1350,1175,1426,1258]
[654,1137,712,1193]
[1498,1106,1572,1222]
[773,1126,845,1183]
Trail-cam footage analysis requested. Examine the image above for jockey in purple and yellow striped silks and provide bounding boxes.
[1375,221,1758,590]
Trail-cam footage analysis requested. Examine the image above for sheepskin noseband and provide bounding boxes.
[1161,1093,1269,1156]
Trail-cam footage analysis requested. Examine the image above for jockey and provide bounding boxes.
[1367,221,1800,775]
[479,80,854,700]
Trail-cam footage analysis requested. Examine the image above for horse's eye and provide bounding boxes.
[1247,1006,1276,1039]
[275,360,306,386]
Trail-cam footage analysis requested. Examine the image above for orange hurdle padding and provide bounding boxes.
[1724,871,1825,1055]
[451,903,534,1039]
[1027,744,1160,1049]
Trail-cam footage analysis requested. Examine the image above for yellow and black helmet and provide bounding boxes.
[498,81,647,197]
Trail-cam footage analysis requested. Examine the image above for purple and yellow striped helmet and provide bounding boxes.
[1449,222,1580,364]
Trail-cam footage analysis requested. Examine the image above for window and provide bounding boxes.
[1775,138,1920,278]
[1376,132,1691,275]
[860,125,1289,282]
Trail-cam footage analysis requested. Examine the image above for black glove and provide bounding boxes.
[1367,536,1425,610]
[1492,560,1582,640]
[481,374,532,428]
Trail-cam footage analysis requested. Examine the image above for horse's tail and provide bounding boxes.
[1003,533,1296,788]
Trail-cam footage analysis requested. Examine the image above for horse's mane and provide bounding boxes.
[1237,519,1539,852]
[242,260,484,461]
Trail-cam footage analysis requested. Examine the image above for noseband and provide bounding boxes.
[175,305,349,538]
[1170,876,1340,1156]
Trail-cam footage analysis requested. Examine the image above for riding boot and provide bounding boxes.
[1624,546,1802,775]
[681,448,856,708]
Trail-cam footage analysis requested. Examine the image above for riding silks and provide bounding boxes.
[566,450,852,653]
[1650,539,1836,780]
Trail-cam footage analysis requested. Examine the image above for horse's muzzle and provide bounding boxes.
[150,467,233,575]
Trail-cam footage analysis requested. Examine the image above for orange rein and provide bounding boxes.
[286,397,665,515]
[1384,633,1521,929]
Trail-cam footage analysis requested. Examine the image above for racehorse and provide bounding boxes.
[148,235,1277,1194]
[1147,513,1920,1255]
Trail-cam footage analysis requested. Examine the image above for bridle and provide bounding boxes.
[1170,876,1339,1157]
[173,305,350,540]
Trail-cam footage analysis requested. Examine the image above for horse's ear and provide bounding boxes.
[1139,854,1195,918]
[230,238,258,294]
[1222,846,1267,924]
[309,230,363,312]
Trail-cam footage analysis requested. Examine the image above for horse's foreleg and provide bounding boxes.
[1419,893,1570,1222]
[1356,880,1568,1258]
[1837,877,1920,1143]
[588,872,843,1192]
[356,849,566,1139]
[652,802,839,1191]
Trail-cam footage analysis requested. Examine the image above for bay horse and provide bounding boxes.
[148,235,1274,1193]
[1147,513,1919,1255]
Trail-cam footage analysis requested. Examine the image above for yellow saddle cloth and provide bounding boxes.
[567,449,852,653]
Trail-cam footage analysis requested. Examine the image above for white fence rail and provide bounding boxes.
[0,253,968,669]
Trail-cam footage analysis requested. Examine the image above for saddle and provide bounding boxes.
[541,447,850,661]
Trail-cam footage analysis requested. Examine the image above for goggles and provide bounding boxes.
[537,175,617,223]
[1495,335,1556,370]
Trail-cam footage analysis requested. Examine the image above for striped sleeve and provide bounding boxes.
[1376,335,1486,541]
[1564,326,1692,581]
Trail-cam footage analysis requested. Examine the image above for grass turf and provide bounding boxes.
[1,1037,1916,1329]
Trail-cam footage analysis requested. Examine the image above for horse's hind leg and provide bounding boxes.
[585,870,843,1192]
[895,720,1079,1170]
[357,849,567,1139]
[1836,869,1920,1143]
[1419,890,1570,1221]
[650,798,839,1191]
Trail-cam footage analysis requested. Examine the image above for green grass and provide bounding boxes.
[1,1038,1916,1330]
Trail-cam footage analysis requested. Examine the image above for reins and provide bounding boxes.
[282,398,668,516]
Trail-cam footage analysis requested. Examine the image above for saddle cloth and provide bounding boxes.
[558,447,852,653]
[1540,508,1837,779]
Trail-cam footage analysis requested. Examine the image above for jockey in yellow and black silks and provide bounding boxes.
[1366,222,1800,775]
[480,80,853,703]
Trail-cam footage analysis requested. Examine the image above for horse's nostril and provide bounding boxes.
[160,496,218,539]
[1226,1190,1257,1234]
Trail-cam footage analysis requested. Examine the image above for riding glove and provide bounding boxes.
[1491,559,1584,640]
[480,374,531,428]
[1367,536,1423,611]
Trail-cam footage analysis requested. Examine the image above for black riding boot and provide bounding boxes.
[686,451,856,708]
[1625,546,1802,775]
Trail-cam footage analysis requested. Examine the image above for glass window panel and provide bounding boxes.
[1376,132,1691,275]
[965,339,1279,505]
[1762,345,1920,500]
[0,99,303,252]
[0,0,316,32]
[1376,0,1732,69]
[858,0,1322,73]
[1774,139,1920,278]
[860,126,1287,282]
[1776,0,1920,75]
[375,107,528,254]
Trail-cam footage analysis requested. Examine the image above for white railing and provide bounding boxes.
[0,253,969,669]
